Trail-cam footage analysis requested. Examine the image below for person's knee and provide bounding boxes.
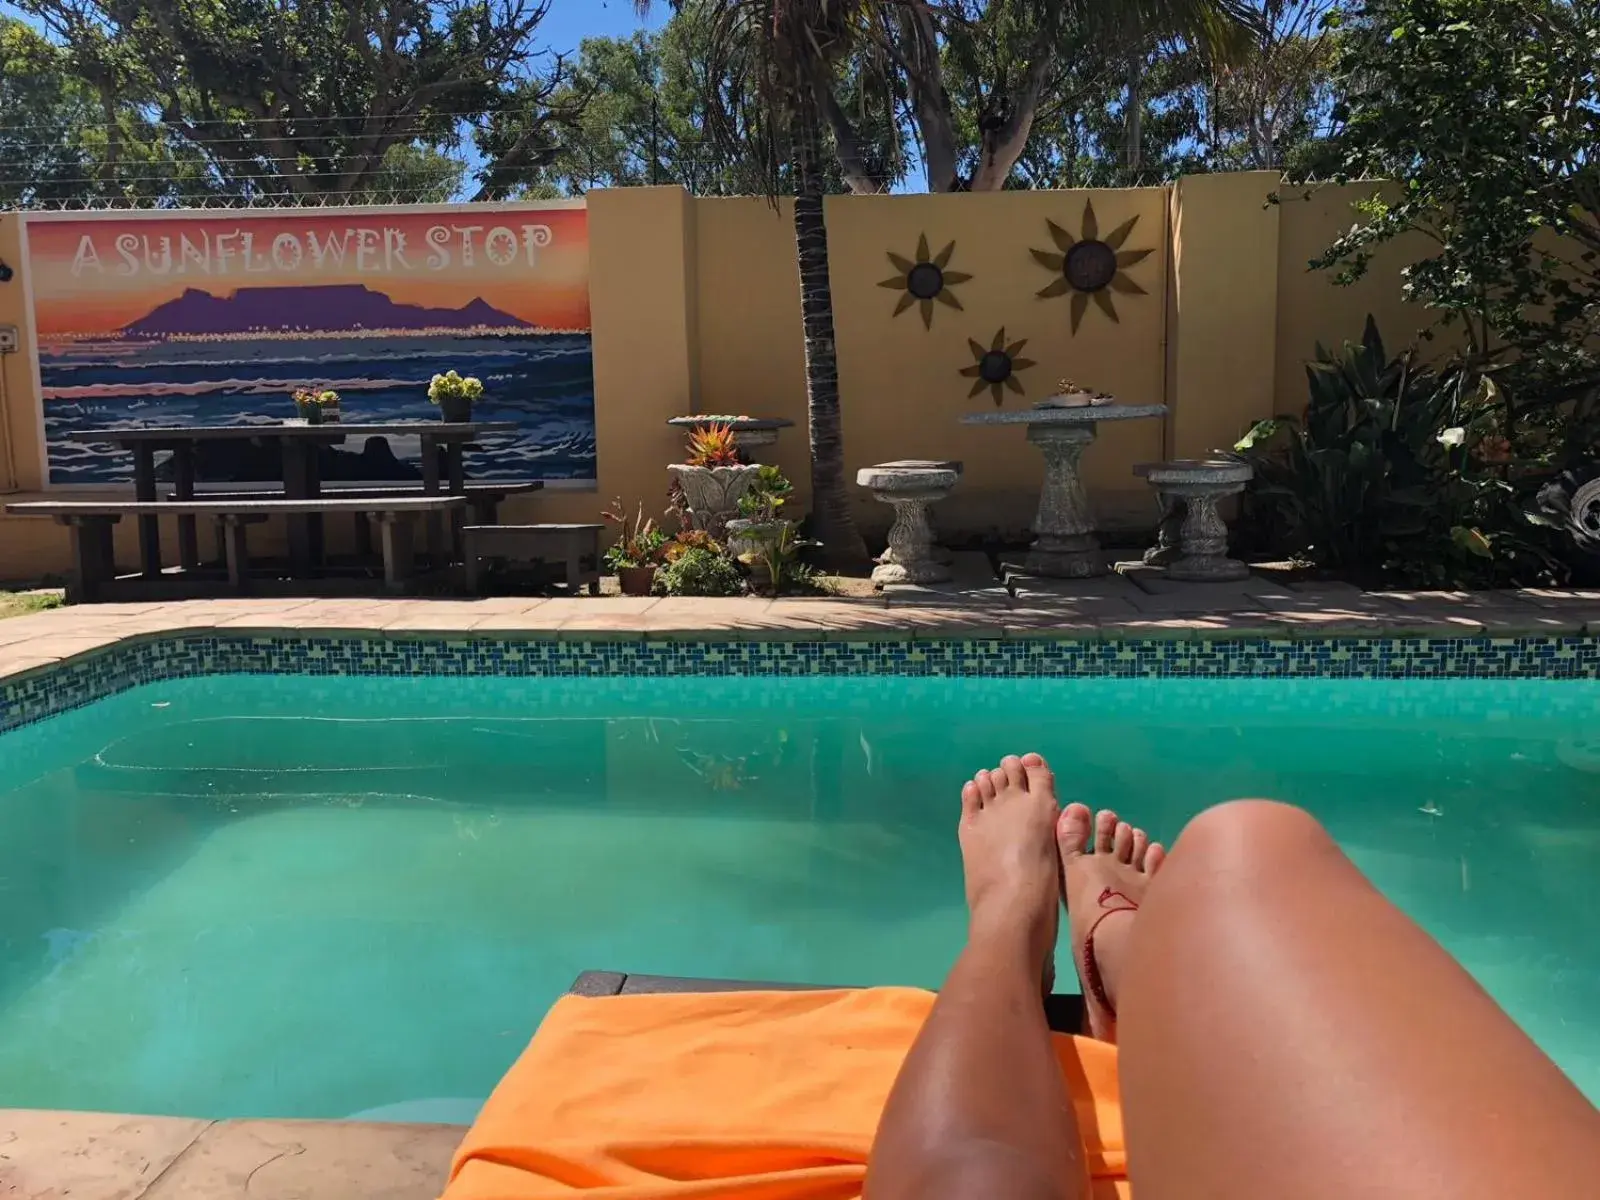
[1173,799,1337,874]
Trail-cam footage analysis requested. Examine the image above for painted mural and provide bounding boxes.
[24,204,595,487]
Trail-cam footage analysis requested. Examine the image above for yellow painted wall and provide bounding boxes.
[691,198,811,508]
[1274,182,1445,422]
[825,189,1170,538]
[0,179,1468,580]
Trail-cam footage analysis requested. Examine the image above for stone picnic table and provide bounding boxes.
[961,403,1168,578]
[68,421,516,578]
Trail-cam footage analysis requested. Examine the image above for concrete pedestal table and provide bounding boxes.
[856,464,960,585]
[961,404,1167,578]
[1135,459,1254,581]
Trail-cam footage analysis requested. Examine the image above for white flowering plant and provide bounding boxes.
[427,371,484,405]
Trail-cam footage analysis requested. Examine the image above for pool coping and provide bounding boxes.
[2,591,1600,732]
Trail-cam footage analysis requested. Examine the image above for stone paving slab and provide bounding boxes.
[0,1110,460,1200]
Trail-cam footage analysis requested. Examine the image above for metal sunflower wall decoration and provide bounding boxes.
[1031,200,1155,334]
[878,233,972,330]
[960,328,1036,405]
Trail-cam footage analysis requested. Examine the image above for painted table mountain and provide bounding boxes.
[122,284,530,337]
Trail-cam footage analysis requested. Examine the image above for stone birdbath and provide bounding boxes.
[961,399,1167,578]
[666,415,795,451]
[1135,459,1254,581]
[856,464,960,585]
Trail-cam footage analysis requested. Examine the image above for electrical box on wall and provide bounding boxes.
[0,325,18,354]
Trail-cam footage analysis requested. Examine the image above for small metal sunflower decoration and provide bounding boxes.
[879,233,972,330]
[960,327,1036,405]
[1031,200,1154,334]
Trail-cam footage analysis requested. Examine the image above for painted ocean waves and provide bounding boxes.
[24,205,596,489]
[41,331,597,486]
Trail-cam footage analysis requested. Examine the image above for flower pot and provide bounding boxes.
[618,565,657,596]
[438,395,473,423]
[324,405,341,424]
[667,463,761,534]
[295,405,323,425]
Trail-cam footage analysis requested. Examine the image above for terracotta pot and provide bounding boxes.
[618,565,657,597]
[438,395,473,423]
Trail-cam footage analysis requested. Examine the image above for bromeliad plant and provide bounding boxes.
[684,422,743,466]
[668,422,759,536]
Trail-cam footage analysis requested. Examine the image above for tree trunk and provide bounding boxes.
[791,104,869,571]
[1125,51,1144,176]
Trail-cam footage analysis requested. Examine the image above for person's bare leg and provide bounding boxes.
[1081,799,1600,1199]
[866,753,1088,1200]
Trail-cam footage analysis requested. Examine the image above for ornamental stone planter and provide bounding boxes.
[668,463,761,534]
[727,517,790,590]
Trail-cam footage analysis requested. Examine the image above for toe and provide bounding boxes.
[960,779,981,819]
[1021,753,1055,797]
[1131,827,1150,869]
[1056,802,1092,861]
[1113,821,1134,863]
[974,769,998,804]
[999,755,1028,791]
[1146,843,1167,874]
[1094,809,1118,854]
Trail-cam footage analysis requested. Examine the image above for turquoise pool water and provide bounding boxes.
[1,672,1598,1120]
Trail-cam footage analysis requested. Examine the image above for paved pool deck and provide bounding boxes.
[4,565,1600,1197]
[2,563,1600,682]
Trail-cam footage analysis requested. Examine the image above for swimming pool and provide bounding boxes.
[2,666,1598,1120]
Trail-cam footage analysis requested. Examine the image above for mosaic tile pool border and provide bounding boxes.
[2,631,1598,732]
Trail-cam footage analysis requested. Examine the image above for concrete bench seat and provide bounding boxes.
[463,523,604,595]
[7,497,465,601]
[165,481,545,563]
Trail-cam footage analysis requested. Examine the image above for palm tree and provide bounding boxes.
[635,0,872,568]
[635,1,1255,570]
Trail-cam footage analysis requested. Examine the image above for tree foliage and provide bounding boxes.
[9,0,576,204]
[1314,0,1600,371]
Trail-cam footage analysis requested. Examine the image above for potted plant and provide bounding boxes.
[428,370,484,422]
[665,423,761,535]
[291,387,340,425]
[1041,377,1114,409]
[603,499,669,596]
[727,465,795,591]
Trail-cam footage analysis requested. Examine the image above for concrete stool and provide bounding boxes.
[870,460,963,566]
[856,464,960,585]
[1134,459,1253,581]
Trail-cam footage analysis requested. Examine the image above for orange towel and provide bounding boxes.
[445,987,1128,1200]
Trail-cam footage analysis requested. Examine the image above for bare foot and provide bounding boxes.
[1057,804,1166,1043]
[959,753,1062,988]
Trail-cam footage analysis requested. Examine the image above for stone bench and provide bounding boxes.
[856,463,960,585]
[463,524,604,595]
[1133,459,1254,581]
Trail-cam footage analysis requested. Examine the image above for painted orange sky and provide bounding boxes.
[26,204,590,337]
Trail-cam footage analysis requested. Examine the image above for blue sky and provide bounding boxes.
[540,1,664,55]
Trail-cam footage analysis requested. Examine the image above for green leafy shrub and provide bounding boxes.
[1236,317,1565,586]
[656,547,745,596]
